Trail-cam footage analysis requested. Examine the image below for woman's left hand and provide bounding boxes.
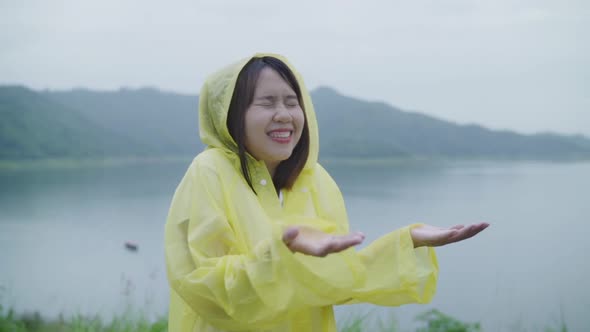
[410,222,489,248]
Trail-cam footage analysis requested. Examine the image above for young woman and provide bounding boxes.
[164,53,488,332]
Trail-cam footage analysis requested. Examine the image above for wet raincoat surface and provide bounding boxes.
[164,53,439,332]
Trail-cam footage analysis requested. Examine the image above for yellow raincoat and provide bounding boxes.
[164,53,438,332]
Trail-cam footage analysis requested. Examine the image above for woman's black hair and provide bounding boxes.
[226,56,310,194]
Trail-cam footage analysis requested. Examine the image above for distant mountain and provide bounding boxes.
[44,87,203,156]
[0,86,149,159]
[1,85,589,161]
[312,87,590,159]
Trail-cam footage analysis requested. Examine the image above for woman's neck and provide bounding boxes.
[264,161,278,178]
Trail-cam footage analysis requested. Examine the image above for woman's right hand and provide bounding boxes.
[282,226,365,257]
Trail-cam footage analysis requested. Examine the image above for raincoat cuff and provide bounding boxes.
[345,225,438,306]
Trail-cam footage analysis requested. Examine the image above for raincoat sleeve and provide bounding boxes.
[312,164,439,306]
[164,161,363,331]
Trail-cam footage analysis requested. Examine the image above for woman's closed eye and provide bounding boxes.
[285,97,299,107]
[256,102,275,108]
[253,96,276,108]
[254,101,298,108]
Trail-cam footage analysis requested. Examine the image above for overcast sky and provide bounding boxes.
[1,1,588,136]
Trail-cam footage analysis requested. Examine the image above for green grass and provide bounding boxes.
[0,305,167,332]
[0,304,570,332]
[414,309,481,332]
[339,310,399,332]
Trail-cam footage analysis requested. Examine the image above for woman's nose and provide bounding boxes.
[273,105,293,122]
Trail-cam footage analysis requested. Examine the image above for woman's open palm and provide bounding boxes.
[410,222,489,248]
[282,226,365,257]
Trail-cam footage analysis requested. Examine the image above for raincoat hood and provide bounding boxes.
[198,53,319,170]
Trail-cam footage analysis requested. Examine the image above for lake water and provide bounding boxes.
[1,159,589,331]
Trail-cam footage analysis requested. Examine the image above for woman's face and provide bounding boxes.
[244,67,305,175]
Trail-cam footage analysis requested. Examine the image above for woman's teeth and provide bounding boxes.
[269,131,291,138]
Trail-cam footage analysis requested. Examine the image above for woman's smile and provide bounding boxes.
[268,129,293,143]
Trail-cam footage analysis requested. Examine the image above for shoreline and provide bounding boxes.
[0,156,195,171]
[1,154,588,171]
